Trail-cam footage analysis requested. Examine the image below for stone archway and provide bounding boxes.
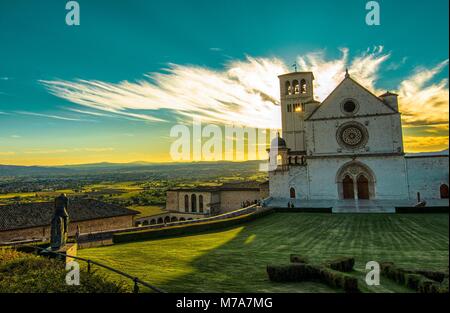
[336,161,376,200]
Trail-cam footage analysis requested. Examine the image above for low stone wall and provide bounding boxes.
[0,215,134,244]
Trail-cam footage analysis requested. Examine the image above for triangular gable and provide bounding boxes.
[306,76,397,120]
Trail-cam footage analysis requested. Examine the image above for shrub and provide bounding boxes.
[290,254,309,264]
[325,257,355,272]
[418,280,440,293]
[0,248,126,293]
[413,270,448,283]
[380,262,407,285]
[405,274,422,290]
[266,264,360,293]
[438,278,449,293]
[381,261,448,293]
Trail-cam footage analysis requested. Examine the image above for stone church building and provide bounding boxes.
[268,70,449,209]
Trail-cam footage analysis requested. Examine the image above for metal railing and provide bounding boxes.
[30,245,167,293]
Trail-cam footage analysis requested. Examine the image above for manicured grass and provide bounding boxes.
[129,205,166,217]
[79,213,449,293]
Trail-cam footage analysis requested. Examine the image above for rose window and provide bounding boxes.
[337,122,368,149]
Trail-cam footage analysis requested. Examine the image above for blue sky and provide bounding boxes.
[0,0,448,165]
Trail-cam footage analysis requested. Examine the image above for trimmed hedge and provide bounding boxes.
[267,264,359,293]
[395,206,449,213]
[113,209,274,244]
[380,262,448,293]
[290,254,309,264]
[325,257,355,272]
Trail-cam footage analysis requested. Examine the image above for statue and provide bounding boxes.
[50,193,70,250]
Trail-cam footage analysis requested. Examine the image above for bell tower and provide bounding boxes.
[278,71,315,152]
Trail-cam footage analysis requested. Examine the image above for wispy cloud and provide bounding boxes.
[397,60,449,127]
[40,47,449,151]
[25,149,70,154]
[0,151,15,156]
[16,111,95,122]
[24,147,114,154]
[403,135,449,153]
[41,57,287,128]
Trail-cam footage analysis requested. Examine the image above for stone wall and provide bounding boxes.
[219,190,260,213]
[406,156,449,200]
[175,191,215,214]
[306,114,403,156]
[165,190,179,211]
[269,166,308,200]
[270,155,410,200]
[0,215,134,243]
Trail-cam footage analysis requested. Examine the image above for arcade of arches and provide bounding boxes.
[184,194,204,213]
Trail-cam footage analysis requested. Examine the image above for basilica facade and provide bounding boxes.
[268,71,449,203]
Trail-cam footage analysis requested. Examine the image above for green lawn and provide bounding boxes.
[129,205,166,217]
[79,213,449,293]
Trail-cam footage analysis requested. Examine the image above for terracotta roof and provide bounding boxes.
[0,199,138,231]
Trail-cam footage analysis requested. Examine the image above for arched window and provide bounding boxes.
[290,187,296,199]
[300,79,307,94]
[142,220,149,226]
[191,194,197,212]
[180,217,186,221]
[150,219,156,225]
[277,155,282,165]
[292,80,299,94]
[285,81,291,95]
[164,216,171,224]
[157,217,164,224]
[440,184,449,199]
[171,216,178,222]
[199,195,204,213]
[184,195,189,212]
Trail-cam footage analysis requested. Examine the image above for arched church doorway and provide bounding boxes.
[357,175,370,199]
[343,175,354,199]
[440,184,449,199]
[337,161,376,200]
[289,187,296,199]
